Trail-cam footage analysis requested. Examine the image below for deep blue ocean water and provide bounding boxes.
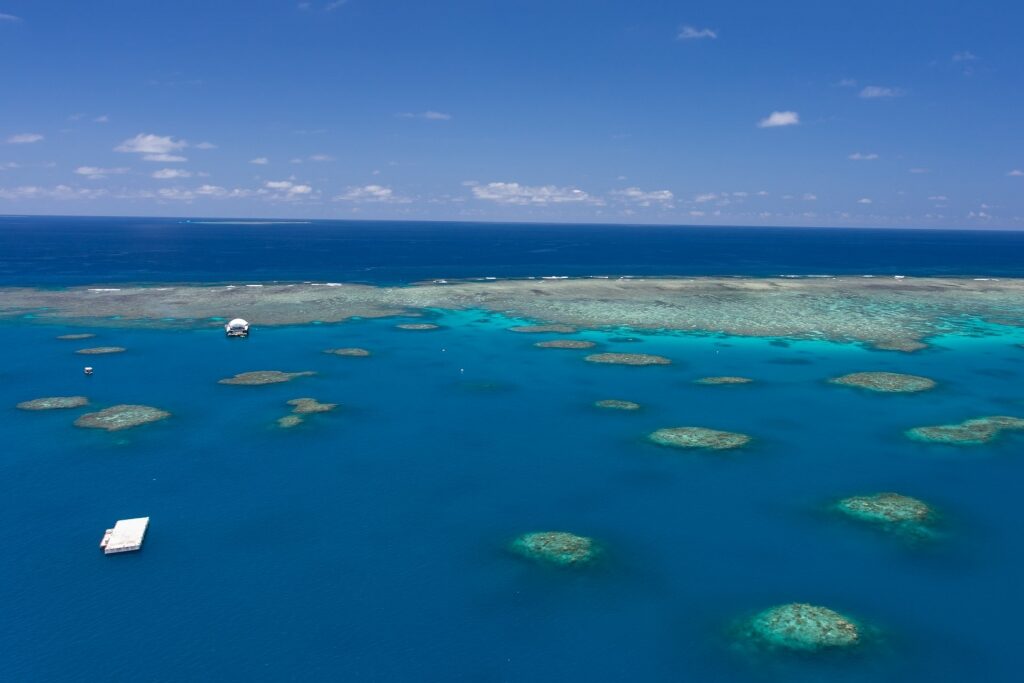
[3,215,1024,284]
[2,217,1024,682]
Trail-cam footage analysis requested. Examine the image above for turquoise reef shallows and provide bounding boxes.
[649,426,751,450]
[585,352,671,366]
[835,492,936,537]
[595,399,641,410]
[742,603,862,652]
[830,371,936,393]
[906,416,1024,445]
[73,404,170,431]
[510,531,599,566]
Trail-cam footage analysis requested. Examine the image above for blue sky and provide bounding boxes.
[1,0,1022,227]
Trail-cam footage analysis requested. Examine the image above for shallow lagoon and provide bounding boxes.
[3,311,1024,681]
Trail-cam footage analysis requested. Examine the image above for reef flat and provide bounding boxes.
[508,324,577,334]
[694,376,753,385]
[906,415,1024,445]
[3,277,1023,350]
[830,371,936,393]
[741,603,861,652]
[510,531,599,566]
[324,347,371,357]
[219,370,315,386]
[533,339,597,349]
[395,323,440,330]
[73,404,169,431]
[585,352,671,366]
[287,398,337,414]
[595,399,641,410]
[75,346,126,355]
[649,426,751,450]
[56,333,95,340]
[17,396,89,410]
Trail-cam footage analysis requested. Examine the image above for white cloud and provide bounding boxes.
[0,185,107,200]
[74,166,129,179]
[93,115,110,123]
[859,86,904,99]
[6,133,44,144]
[399,111,452,121]
[0,13,20,22]
[952,51,978,62]
[694,192,719,203]
[1008,169,1024,177]
[263,179,314,199]
[194,141,217,149]
[470,181,597,205]
[143,153,187,162]
[308,153,334,162]
[612,187,674,207]
[857,197,873,204]
[116,133,187,154]
[677,25,717,40]
[835,78,858,88]
[757,111,799,128]
[802,193,817,201]
[849,152,879,161]
[689,210,705,217]
[335,184,410,203]
[249,157,269,165]
[928,195,948,201]
[152,168,192,179]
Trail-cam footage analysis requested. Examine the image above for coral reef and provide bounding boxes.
[395,323,440,330]
[218,370,315,385]
[277,415,303,428]
[595,399,641,410]
[584,352,671,366]
[533,339,597,349]
[510,531,599,566]
[508,324,577,334]
[73,404,169,431]
[649,426,751,450]
[694,376,753,385]
[873,340,928,353]
[75,346,126,355]
[835,492,935,536]
[743,603,861,652]
[324,347,371,357]
[56,333,96,340]
[287,398,337,414]
[830,371,935,393]
[17,396,89,410]
[906,415,1024,445]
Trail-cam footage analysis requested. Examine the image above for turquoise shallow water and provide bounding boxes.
[3,312,1024,681]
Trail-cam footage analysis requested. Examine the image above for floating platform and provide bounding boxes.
[100,517,149,554]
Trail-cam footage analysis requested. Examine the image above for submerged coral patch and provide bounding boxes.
[872,339,929,353]
[742,603,862,652]
[277,415,303,428]
[906,415,1024,445]
[510,531,599,566]
[694,376,753,385]
[835,492,935,536]
[395,323,440,331]
[74,404,170,431]
[324,347,371,357]
[649,426,751,450]
[830,371,935,393]
[56,333,96,340]
[508,324,577,334]
[584,352,671,366]
[75,346,126,355]
[595,399,641,410]
[533,339,596,349]
[17,396,89,410]
[218,370,315,385]
[287,398,337,414]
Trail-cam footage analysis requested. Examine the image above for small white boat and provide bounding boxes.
[225,318,250,337]
[84,366,94,376]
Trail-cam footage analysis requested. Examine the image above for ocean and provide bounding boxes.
[2,216,1023,682]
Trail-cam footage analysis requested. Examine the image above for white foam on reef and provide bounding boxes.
[245,284,263,288]
[541,276,569,280]
[87,288,121,292]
